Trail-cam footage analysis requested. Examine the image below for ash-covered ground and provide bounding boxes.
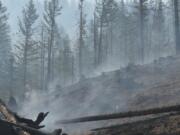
[9,55,180,133]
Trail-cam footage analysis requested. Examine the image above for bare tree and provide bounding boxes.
[95,0,118,65]
[173,0,180,54]
[40,25,46,91]
[79,0,86,77]
[93,11,98,68]
[139,0,148,63]
[9,56,14,96]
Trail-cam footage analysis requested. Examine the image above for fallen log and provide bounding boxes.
[91,112,176,131]
[0,118,62,135]
[0,99,30,135]
[57,105,180,124]
[0,99,62,135]
[90,112,180,135]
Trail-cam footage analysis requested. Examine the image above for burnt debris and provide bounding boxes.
[57,104,180,124]
[0,99,67,135]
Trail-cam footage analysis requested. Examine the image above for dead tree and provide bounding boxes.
[40,25,46,91]
[57,104,180,124]
[174,0,180,54]
[44,0,61,88]
[79,0,85,77]
[93,12,98,68]
[139,0,148,63]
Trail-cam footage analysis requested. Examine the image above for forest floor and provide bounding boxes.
[12,55,180,135]
[54,55,180,116]
[59,55,180,135]
[90,113,180,135]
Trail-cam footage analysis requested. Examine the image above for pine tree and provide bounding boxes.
[139,0,148,63]
[95,0,118,65]
[40,24,46,91]
[43,0,61,88]
[132,0,149,63]
[152,0,165,58]
[63,37,72,85]
[9,56,14,96]
[173,0,180,54]
[93,12,98,68]
[118,0,129,65]
[18,0,39,92]
[0,1,11,90]
[79,0,86,77]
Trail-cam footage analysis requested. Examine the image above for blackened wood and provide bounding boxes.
[57,105,180,124]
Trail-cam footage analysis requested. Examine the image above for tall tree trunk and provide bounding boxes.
[79,0,84,77]
[124,28,128,65]
[110,21,113,56]
[47,15,55,89]
[105,30,108,60]
[23,36,28,93]
[98,15,103,65]
[51,47,55,81]
[98,0,105,65]
[174,0,180,54]
[94,12,98,68]
[47,38,51,89]
[9,56,14,96]
[71,55,74,84]
[139,0,145,63]
[40,26,45,91]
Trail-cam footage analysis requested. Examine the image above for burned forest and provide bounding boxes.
[1,0,180,135]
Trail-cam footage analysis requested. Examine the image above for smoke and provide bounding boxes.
[15,54,179,134]
[17,70,132,133]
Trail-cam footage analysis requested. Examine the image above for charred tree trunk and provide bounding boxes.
[79,0,84,77]
[94,12,98,68]
[98,14,103,65]
[47,20,55,88]
[110,21,113,56]
[40,26,46,91]
[23,35,29,94]
[71,55,74,84]
[139,0,145,63]
[174,0,180,54]
[9,56,14,96]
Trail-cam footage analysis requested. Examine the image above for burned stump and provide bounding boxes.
[0,99,63,135]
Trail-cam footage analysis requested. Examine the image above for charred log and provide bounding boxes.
[57,105,180,124]
[92,112,176,131]
[14,112,49,129]
[90,113,180,135]
[0,119,62,135]
[0,99,65,135]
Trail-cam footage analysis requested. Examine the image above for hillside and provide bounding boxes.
[68,55,180,135]
[52,55,180,116]
[19,55,180,133]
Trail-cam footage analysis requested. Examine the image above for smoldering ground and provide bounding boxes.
[17,74,133,133]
